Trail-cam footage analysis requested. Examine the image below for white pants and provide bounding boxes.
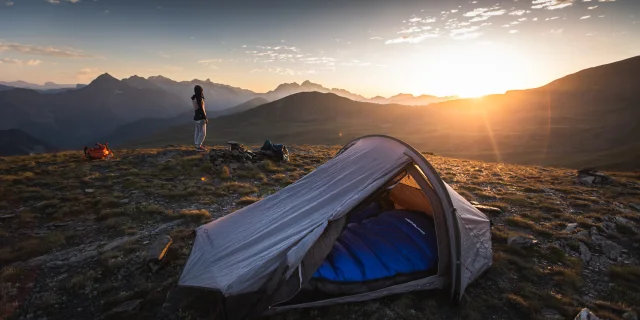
[194,120,206,147]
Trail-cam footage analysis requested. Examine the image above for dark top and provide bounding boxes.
[192,94,207,121]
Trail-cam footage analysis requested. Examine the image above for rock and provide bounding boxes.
[147,235,172,262]
[119,199,130,204]
[623,311,638,320]
[613,216,639,234]
[630,203,640,212]
[576,168,613,185]
[84,189,95,193]
[574,308,600,320]
[600,222,618,235]
[474,205,502,214]
[602,240,621,261]
[0,214,17,219]
[76,226,86,231]
[104,299,143,317]
[575,230,590,239]
[565,223,579,233]
[579,242,592,263]
[229,163,240,170]
[541,308,563,320]
[507,236,537,248]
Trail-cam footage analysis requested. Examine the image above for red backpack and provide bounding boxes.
[83,143,114,160]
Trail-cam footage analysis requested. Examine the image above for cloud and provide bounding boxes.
[483,9,506,16]
[369,36,383,40]
[0,58,42,66]
[197,59,221,69]
[398,27,422,34]
[550,28,564,33]
[45,0,81,3]
[0,41,96,58]
[580,15,591,19]
[588,5,598,9]
[532,0,575,10]
[340,60,372,67]
[6,1,13,6]
[510,10,527,15]
[385,32,440,44]
[470,16,490,22]
[509,30,520,34]
[464,8,488,17]
[250,67,315,76]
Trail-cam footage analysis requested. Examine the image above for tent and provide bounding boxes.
[177,135,492,319]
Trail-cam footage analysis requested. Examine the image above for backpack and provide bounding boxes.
[83,143,114,160]
[260,140,289,162]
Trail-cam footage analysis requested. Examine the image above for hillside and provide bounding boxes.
[0,129,57,156]
[135,56,640,170]
[0,74,187,149]
[0,145,638,320]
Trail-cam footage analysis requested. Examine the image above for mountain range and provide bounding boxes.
[1,55,639,169]
[0,74,455,150]
[0,129,57,156]
[133,55,640,170]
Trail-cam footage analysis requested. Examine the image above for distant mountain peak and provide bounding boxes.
[301,80,314,86]
[88,73,120,87]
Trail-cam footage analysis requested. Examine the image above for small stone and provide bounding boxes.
[84,189,95,193]
[579,242,592,263]
[474,205,502,214]
[601,222,617,235]
[602,240,621,261]
[623,311,638,320]
[574,308,601,320]
[119,199,130,204]
[541,308,563,320]
[111,299,143,315]
[76,226,86,231]
[507,236,537,248]
[565,223,579,233]
[0,214,17,219]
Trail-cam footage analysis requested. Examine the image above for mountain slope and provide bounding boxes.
[0,128,57,156]
[0,73,188,148]
[134,55,640,170]
[0,84,15,92]
[0,80,81,90]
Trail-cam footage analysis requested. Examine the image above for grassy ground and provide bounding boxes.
[1,145,639,320]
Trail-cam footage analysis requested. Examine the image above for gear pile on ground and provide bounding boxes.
[208,142,270,171]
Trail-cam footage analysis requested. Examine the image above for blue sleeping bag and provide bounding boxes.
[313,210,438,282]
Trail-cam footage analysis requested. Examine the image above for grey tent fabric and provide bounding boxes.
[177,135,492,318]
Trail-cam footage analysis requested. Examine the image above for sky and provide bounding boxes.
[0,0,639,98]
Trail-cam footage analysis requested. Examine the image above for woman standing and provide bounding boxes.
[192,85,208,152]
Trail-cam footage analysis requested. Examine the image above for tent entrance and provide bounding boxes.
[273,163,450,309]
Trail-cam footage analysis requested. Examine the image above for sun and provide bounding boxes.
[404,43,530,98]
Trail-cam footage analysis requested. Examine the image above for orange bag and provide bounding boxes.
[83,143,114,160]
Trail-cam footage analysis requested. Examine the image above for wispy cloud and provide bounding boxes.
[45,0,81,3]
[340,60,372,67]
[158,52,171,58]
[0,58,42,66]
[587,5,598,9]
[532,0,575,10]
[5,1,14,6]
[580,15,591,19]
[197,59,222,69]
[509,30,520,34]
[510,10,527,15]
[385,33,440,44]
[250,67,315,76]
[369,36,383,40]
[0,41,97,58]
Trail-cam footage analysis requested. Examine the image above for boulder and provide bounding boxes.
[600,222,618,236]
[100,299,143,319]
[576,168,613,185]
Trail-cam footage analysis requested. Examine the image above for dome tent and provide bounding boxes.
[177,135,492,319]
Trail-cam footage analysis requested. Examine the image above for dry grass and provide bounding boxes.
[0,145,638,320]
